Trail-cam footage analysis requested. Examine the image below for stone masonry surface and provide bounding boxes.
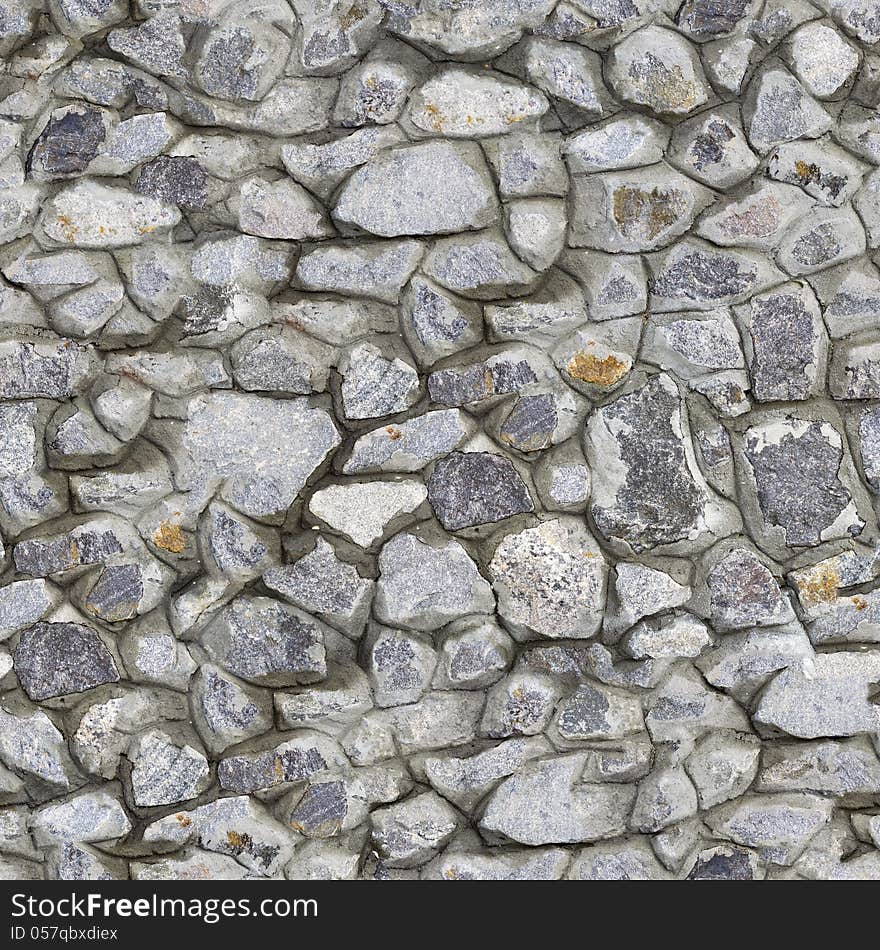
[2,0,880,883]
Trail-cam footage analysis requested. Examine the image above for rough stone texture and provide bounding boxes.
[2,1,880,887]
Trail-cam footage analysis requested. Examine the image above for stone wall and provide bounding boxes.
[0,0,879,881]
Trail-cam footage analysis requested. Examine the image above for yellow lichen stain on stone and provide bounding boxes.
[797,564,840,606]
[227,830,252,851]
[643,65,699,111]
[852,595,869,612]
[56,214,78,243]
[795,160,822,184]
[567,349,629,388]
[385,425,403,441]
[175,813,192,828]
[612,185,682,240]
[423,102,445,133]
[153,521,186,554]
[339,3,366,29]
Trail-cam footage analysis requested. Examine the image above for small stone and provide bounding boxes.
[127,729,210,807]
[190,664,272,756]
[0,703,78,795]
[375,532,494,631]
[364,625,436,708]
[427,452,533,531]
[569,165,711,253]
[334,140,498,237]
[685,731,761,809]
[27,105,108,181]
[704,793,833,866]
[607,562,691,633]
[135,156,208,211]
[517,36,611,116]
[775,207,866,276]
[783,22,859,99]
[489,517,607,640]
[707,547,795,630]
[309,480,427,548]
[686,845,762,880]
[630,768,698,833]
[484,130,568,198]
[648,240,782,311]
[739,414,865,554]
[233,176,332,241]
[744,282,827,401]
[199,595,327,688]
[344,410,474,475]
[434,616,514,690]
[757,737,880,798]
[338,342,420,420]
[606,26,710,116]
[192,22,289,102]
[677,0,754,39]
[154,392,340,521]
[753,651,880,739]
[386,691,484,755]
[667,106,759,190]
[585,374,739,553]
[30,786,129,846]
[295,239,423,305]
[371,792,460,868]
[14,622,119,701]
[481,671,562,738]
[696,624,814,705]
[480,753,636,845]
[563,115,668,174]
[422,228,540,300]
[39,181,180,248]
[263,538,373,638]
[275,661,372,734]
[742,63,833,154]
[427,847,568,881]
[424,737,550,813]
[553,681,644,742]
[218,732,348,795]
[408,68,548,138]
[0,580,59,642]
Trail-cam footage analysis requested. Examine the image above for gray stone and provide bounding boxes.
[585,374,740,554]
[364,625,436,708]
[199,595,327,688]
[295,239,423,305]
[408,68,549,138]
[743,62,832,154]
[489,517,607,640]
[371,792,460,868]
[263,538,373,638]
[704,793,833,866]
[127,729,210,808]
[753,651,880,738]
[14,622,119,701]
[190,664,273,756]
[606,26,710,116]
[152,392,340,522]
[334,140,498,237]
[480,753,637,845]
[375,532,494,631]
[427,452,533,531]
